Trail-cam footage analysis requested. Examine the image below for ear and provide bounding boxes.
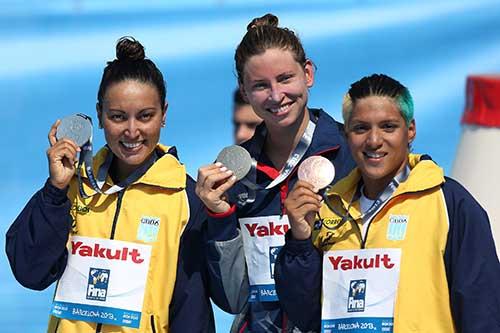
[96,102,103,129]
[304,59,315,88]
[407,119,416,143]
[162,101,168,125]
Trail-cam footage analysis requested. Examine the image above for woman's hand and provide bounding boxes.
[195,162,237,214]
[285,180,323,240]
[47,120,81,190]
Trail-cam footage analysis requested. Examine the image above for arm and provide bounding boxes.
[275,232,322,332]
[169,179,215,332]
[5,120,78,290]
[443,177,500,332]
[206,207,249,314]
[194,163,250,314]
[274,179,323,331]
[5,180,71,290]
[169,177,247,333]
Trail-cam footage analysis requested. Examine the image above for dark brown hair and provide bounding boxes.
[235,13,307,84]
[97,36,166,109]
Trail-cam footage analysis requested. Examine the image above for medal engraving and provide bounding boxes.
[56,114,92,147]
[216,145,252,181]
[298,156,335,191]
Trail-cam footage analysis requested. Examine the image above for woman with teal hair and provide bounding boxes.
[275,73,500,332]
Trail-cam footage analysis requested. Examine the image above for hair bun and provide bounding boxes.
[116,36,145,61]
[247,13,279,31]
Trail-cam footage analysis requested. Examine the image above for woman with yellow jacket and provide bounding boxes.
[275,74,500,332]
[6,37,230,333]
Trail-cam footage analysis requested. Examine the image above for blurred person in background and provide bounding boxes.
[276,74,500,332]
[196,13,355,333]
[233,88,262,144]
[6,36,235,333]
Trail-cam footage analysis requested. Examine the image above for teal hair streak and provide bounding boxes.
[396,89,414,126]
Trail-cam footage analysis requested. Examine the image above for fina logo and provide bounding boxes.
[347,279,366,313]
[86,268,110,302]
[269,246,282,279]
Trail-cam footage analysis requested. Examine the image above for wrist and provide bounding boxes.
[291,223,312,240]
[49,178,69,190]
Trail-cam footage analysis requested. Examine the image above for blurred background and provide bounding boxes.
[1,0,500,331]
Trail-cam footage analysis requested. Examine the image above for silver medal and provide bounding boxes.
[216,145,253,181]
[56,114,92,147]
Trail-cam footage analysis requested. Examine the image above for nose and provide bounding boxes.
[124,118,140,138]
[269,83,284,103]
[366,128,383,148]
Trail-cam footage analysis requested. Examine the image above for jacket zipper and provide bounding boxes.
[53,318,60,333]
[110,190,125,240]
[95,190,125,333]
[151,315,157,333]
[356,191,413,249]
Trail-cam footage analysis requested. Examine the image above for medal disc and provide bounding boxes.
[298,156,335,191]
[56,114,92,147]
[216,145,252,181]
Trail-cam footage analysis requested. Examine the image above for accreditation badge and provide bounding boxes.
[321,248,401,333]
[239,215,289,302]
[50,236,152,328]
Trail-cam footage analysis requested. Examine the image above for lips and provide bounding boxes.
[363,151,387,160]
[267,102,294,116]
[120,141,144,151]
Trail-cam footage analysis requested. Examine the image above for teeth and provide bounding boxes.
[122,142,142,149]
[269,104,291,114]
[365,152,384,158]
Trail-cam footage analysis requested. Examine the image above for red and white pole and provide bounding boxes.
[452,75,500,255]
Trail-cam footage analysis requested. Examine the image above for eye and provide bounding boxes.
[381,122,399,132]
[252,82,268,91]
[278,73,294,83]
[140,112,154,121]
[350,123,369,134]
[109,113,125,122]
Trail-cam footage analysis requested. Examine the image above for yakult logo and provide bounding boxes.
[328,254,395,271]
[244,222,289,237]
[71,240,144,264]
[86,268,110,301]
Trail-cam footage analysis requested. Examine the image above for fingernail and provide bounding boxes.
[215,162,222,167]
[226,170,233,175]
[220,166,227,172]
[231,176,237,181]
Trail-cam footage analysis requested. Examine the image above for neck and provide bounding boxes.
[109,152,155,183]
[264,108,310,170]
[361,159,409,200]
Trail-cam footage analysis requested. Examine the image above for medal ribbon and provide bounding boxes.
[75,115,156,199]
[239,119,316,204]
[323,164,410,232]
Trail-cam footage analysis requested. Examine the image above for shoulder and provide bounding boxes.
[441,176,487,219]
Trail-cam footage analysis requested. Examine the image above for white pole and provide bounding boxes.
[452,75,500,256]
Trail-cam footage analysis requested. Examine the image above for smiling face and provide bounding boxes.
[97,79,166,178]
[346,95,416,198]
[240,48,314,129]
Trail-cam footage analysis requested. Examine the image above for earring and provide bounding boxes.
[161,121,165,127]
